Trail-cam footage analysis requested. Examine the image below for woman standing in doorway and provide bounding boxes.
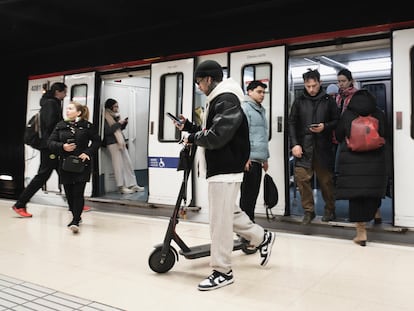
[103,98,144,194]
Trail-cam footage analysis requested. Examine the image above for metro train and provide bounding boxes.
[21,20,414,229]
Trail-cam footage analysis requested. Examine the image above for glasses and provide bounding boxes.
[195,77,207,85]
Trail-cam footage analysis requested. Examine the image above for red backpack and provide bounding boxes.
[346,115,385,152]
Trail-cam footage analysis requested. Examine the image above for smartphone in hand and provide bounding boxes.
[166,112,182,125]
[309,123,320,128]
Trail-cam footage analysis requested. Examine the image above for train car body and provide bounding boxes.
[22,22,414,229]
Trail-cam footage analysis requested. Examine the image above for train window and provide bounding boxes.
[242,63,272,140]
[158,73,183,142]
[71,84,88,105]
[361,83,387,113]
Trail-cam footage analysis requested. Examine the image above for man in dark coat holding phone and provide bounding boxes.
[288,69,339,224]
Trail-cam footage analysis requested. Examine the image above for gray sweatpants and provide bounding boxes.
[208,181,265,273]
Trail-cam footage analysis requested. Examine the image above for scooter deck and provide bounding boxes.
[179,239,244,259]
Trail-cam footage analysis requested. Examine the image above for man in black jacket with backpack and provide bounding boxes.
[12,82,67,217]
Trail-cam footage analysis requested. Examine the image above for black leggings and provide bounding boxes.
[63,182,86,223]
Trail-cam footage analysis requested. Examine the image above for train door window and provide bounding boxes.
[71,84,88,105]
[361,83,387,113]
[241,63,272,139]
[159,73,183,141]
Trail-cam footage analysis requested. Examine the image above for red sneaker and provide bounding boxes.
[12,206,32,218]
[83,205,91,212]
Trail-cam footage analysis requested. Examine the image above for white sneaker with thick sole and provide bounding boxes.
[129,185,145,192]
[119,186,134,194]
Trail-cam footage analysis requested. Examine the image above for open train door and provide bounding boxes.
[230,46,286,217]
[147,58,194,206]
[392,28,414,227]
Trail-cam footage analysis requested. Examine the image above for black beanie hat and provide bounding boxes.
[194,60,223,81]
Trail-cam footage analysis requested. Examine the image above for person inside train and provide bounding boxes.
[326,83,339,98]
[288,69,339,224]
[173,60,276,291]
[336,68,358,114]
[12,82,67,218]
[48,101,101,233]
[334,89,387,246]
[239,80,270,223]
[103,98,144,194]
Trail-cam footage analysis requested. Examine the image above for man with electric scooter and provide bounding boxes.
[174,60,276,291]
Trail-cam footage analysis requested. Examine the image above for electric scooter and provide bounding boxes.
[148,143,253,273]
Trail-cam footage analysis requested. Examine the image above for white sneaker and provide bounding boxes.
[119,186,134,194]
[259,230,276,266]
[69,224,79,234]
[198,270,234,291]
[129,185,145,192]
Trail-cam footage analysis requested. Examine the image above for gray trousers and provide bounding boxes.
[208,181,265,274]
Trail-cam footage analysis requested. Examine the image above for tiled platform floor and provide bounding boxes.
[1,199,414,311]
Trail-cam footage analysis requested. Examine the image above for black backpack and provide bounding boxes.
[24,112,42,149]
[263,173,278,221]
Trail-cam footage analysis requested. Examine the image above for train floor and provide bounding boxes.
[1,198,414,311]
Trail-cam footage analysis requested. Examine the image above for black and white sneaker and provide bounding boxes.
[198,270,234,291]
[259,230,275,266]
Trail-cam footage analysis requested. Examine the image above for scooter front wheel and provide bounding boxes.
[148,246,176,273]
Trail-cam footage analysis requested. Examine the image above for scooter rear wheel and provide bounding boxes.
[241,244,258,255]
[148,246,176,273]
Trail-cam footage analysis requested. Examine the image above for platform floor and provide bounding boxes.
[1,199,414,311]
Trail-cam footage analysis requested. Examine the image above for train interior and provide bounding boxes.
[286,37,393,226]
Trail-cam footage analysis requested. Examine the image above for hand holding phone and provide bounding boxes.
[309,123,320,128]
[166,112,182,125]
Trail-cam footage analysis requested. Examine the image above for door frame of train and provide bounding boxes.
[392,27,414,227]
[97,70,151,197]
[147,58,195,206]
[229,46,286,217]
